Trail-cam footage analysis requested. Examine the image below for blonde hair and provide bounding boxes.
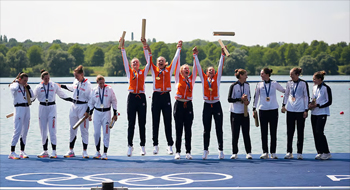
[96,75,105,82]
[235,69,247,79]
[314,70,326,81]
[74,65,84,74]
[180,64,190,76]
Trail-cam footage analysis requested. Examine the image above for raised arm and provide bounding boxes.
[120,38,131,80]
[143,43,152,78]
[193,47,204,82]
[169,41,182,75]
[216,48,226,82]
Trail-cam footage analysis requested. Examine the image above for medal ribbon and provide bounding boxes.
[291,79,300,98]
[99,87,105,106]
[185,78,191,91]
[240,82,245,97]
[207,78,212,89]
[264,81,271,98]
[157,68,165,79]
[19,85,26,98]
[43,83,50,101]
[132,70,138,80]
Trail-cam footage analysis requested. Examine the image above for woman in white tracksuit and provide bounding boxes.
[33,70,73,159]
[8,72,34,159]
[60,65,92,158]
[88,75,118,160]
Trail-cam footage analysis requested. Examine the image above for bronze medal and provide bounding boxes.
[156,77,160,80]
[209,88,213,91]
[266,97,270,101]
[292,97,296,102]
[23,97,26,100]
[100,104,104,108]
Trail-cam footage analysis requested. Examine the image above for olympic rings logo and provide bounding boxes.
[6,172,233,187]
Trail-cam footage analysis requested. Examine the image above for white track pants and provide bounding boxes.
[69,104,89,145]
[93,110,111,148]
[38,105,57,146]
[11,107,30,147]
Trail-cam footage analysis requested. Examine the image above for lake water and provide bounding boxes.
[0,76,349,157]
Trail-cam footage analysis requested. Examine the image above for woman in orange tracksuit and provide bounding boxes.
[149,40,182,155]
[194,47,226,160]
[120,38,151,157]
[173,47,197,160]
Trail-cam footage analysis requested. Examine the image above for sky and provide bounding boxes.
[0,0,349,46]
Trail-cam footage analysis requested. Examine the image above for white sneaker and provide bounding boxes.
[82,150,89,158]
[315,154,322,160]
[218,151,224,159]
[101,153,108,160]
[37,151,49,158]
[8,152,20,159]
[186,153,193,160]
[167,146,174,155]
[230,154,238,159]
[20,151,29,159]
[64,150,75,158]
[271,153,278,159]
[140,146,146,156]
[93,151,101,159]
[202,150,209,160]
[321,153,332,160]
[50,150,57,159]
[174,153,180,159]
[260,153,268,159]
[153,146,159,155]
[297,153,303,160]
[284,152,293,159]
[246,153,252,159]
[127,146,133,157]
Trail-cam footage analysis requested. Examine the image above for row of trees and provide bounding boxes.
[0,35,349,77]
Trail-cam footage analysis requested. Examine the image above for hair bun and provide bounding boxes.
[235,69,239,73]
[40,69,46,73]
[270,69,273,73]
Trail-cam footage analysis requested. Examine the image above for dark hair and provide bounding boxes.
[291,67,302,75]
[9,72,28,86]
[262,67,273,76]
[314,70,326,81]
[74,65,84,74]
[40,69,49,79]
[235,69,246,79]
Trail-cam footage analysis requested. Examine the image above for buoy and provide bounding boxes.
[340,111,344,115]
[281,95,283,97]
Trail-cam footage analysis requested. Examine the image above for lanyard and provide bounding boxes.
[207,78,212,89]
[76,79,84,99]
[19,85,26,98]
[43,83,50,101]
[99,87,105,105]
[264,81,271,97]
[132,70,138,80]
[185,78,191,91]
[157,68,165,78]
[291,79,300,98]
[240,82,245,97]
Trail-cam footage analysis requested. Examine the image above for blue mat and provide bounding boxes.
[1,153,349,190]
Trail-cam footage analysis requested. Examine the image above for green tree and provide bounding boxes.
[339,46,350,65]
[340,65,350,75]
[316,53,338,75]
[277,44,288,66]
[90,47,104,66]
[285,44,299,66]
[52,39,62,44]
[186,46,206,65]
[49,44,62,50]
[204,42,221,64]
[223,49,247,75]
[6,49,29,74]
[297,42,309,57]
[3,35,8,43]
[299,55,317,75]
[246,46,264,71]
[150,42,170,65]
[45,50,75,77]
[68,44,85,68]
[104,45,124,76]
[0,44,9,56]
[263,49,280,66]
[0,35,2,42]
[27,45,43,67]
[125,44,146,66]
[0,53,10,77]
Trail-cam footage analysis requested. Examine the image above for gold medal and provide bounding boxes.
[266,97,270,101]
[209,88,213,91]
[156,77,160,80]
[100,104,104,108]
[292,97,296,102]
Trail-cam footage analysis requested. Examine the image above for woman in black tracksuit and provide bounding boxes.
[228,69,252,159]
[308,70,332,160]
